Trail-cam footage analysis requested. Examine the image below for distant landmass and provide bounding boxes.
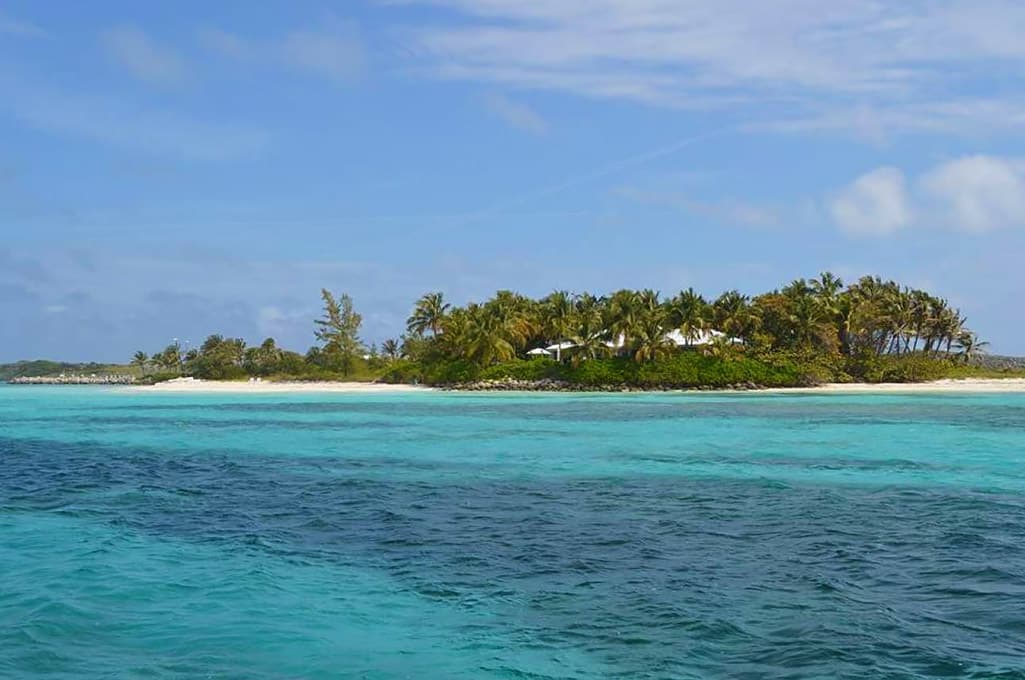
[973,355,1025,371]
[0,360,135,382]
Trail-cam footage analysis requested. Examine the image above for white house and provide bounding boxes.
[529,328,743,361]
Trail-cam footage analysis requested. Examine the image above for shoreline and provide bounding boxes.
[127,378,432,394]
[119,377,1025,394]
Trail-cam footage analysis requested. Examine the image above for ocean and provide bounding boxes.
[2,386,1024,678]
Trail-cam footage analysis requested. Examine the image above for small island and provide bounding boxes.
[6,273,1023,392]
[44,272,1013,392]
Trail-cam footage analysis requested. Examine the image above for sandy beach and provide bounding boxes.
[126,377,1025,394]
[129,378,431,394]
[791,378,1025,394]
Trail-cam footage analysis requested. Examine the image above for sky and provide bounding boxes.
[2,0,1025,361]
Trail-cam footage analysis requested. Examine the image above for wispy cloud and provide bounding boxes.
[280,22,365,83]
[101,25,186,85]
[481,92,548,134]
[0,9,45,38]
[0,73,268,161]
[830,156,1025,236]
[388,0,1025,135]
[616,187,778,228]
[196,27,252,61]
[198,21,366,84]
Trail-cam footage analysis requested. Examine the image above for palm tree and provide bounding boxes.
[131,351,149,376]
[607,289,644,356]
[407,292,450,337]
[632,306,674,363]
[668,288,708,346]
[157,342,182,373]
[463,304,518,365]
[567,293,609,366]
[712,290,757,340]
[541,290,575,361]
[382,339,401,361]
[811,272,844,311]
[955,331,988,364]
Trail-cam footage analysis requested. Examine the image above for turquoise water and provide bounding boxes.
[2,386,1024,678]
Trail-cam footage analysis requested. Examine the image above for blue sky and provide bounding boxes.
[2,0,1025,361]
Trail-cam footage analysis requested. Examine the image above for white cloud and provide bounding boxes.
[920,155,1025,233]
[101,25,186,85]
[481,92,548,134]
[0,10,45,37]
[830,155,1025,236]
[197,22,366,83]
[829,167,912,236]
[386,0,1025,135]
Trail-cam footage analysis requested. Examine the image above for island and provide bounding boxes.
[6,273,1025,392]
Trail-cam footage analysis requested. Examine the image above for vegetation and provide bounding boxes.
[373,274,1000,387]
[94,273,1024,389]
[0,360,138,381]
[131,289,383,382]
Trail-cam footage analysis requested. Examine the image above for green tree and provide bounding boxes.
[462,304,519,365]
[955,330,988,364]
[407,292,450,337]
[668,288,708,346]
[314,289,364,375]
[131,351,149,376]
[382,338,401,361]
[156,342,182,374]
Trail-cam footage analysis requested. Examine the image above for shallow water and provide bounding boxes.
[2,386,1024,678]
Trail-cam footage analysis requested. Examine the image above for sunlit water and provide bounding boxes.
[2,385,1024,679]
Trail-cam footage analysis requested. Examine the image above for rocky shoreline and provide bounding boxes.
[443,378,769,392]
[8,375,137,385]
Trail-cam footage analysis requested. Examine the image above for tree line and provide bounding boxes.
[130,273,987,383]
[132,290,369,380]
[398,274,984,367]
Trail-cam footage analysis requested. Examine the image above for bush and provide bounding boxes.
[564,358,631,386]
[846,354,953,383]
[425,359,480,384]
[378,359,425,384]
[479,359,564,382]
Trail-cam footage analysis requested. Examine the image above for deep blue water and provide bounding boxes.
[2,385,1024,679]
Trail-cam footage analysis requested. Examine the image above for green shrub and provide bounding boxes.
[378,360,424,384]
[564,358,631,386]
[479,359,564,381]
[846,354,953,383]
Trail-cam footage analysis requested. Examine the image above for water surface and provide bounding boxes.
[2,386,1024,678]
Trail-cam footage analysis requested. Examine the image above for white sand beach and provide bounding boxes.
[125,377,1025,394]
[129,378,431,394]
[775,378,1025,394]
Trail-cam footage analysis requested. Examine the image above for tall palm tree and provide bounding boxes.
[712,290,757,340]
[607,289,644,356]
[407,292,450,337]
[668,288,708,346]
[567,293,609,365]
[955,331,988,364]
[131,351,149,376]
[811,272,844,311]
[541,290,575,360]
[632,305,674,363]
[463,305,519,365]
[382,338,401,361]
